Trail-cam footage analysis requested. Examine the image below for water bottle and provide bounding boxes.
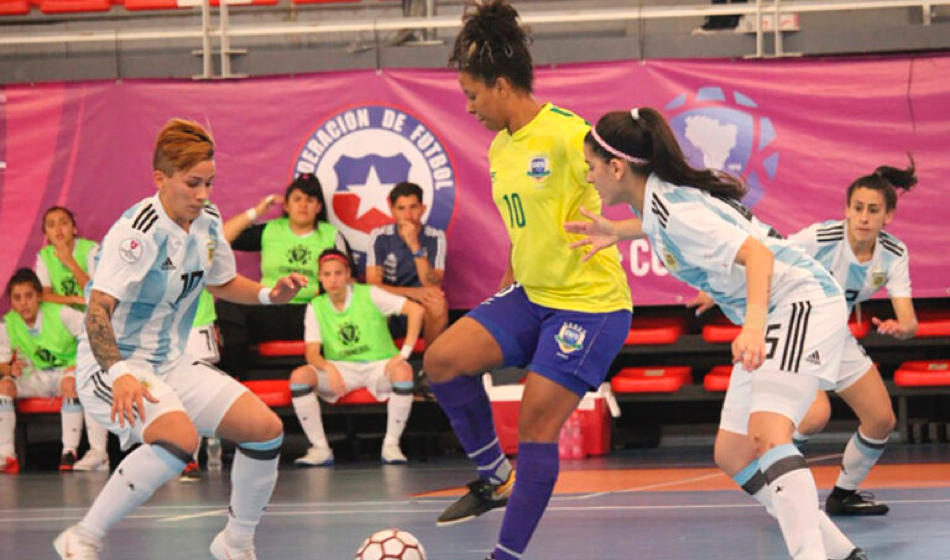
[569,411,587,460]
[206,437,223,471]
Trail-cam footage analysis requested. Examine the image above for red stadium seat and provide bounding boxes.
[257,340,306,357]
[849,317,871,339]
[611,370,684,393]
[624,316,686,345]
[16,397,62,414]
[336,388,385,404]
[242,380,291,407]
[209,0,278,5]
[615,366,692,384]
[0,0,32,15]
[894,360,950,387]
[123,0,183,11]
[293,0,359,4]
[36,0,113,14]
[703,365,733,392]
[702,321,740,344]
[914,309,950,338]
[392,338,426,354]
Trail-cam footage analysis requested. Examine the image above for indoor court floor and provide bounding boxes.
[2,444,948,560]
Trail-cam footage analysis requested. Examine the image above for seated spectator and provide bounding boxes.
[217,174,349,378]
[289,249,424,466]
[35,206,99,309]
[0,268,109,473]
[366,182,448,345]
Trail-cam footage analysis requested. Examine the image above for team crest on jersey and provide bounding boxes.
[338,322,361,346]
[293,105,457,270]
[119,238,143,263]
[287,245,313,266]
[662,250,680,271]
[207,239,217,263]
[526,155,552,182]
[555,322,586,354]
[665,87,779,208]
[871,271,887,288]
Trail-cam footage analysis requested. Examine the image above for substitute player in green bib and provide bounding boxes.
[0,268,108,473]
[218,174,350,378]
[289,249,424,466]
[35,206,99,309]
[422,3,632,560]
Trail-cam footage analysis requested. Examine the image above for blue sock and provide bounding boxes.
[430,375,511,484]
[493,442,559,560]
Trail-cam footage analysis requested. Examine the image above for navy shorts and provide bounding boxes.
[466,283,632,396]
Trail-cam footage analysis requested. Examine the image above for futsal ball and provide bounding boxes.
[355,529,427,560]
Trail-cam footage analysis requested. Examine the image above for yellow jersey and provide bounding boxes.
[488,103,632,313]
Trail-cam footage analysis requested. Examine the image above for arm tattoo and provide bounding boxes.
[86,291,123,372]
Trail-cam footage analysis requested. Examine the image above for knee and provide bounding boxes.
[390,363,413,384]
[863,408,896,438]
[289,365,316,387]
[798,398,831,437]
[145,413,200,456]
[256,411,285,442]
[422,341,456,383]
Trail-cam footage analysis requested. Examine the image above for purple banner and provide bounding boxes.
[1,55,948,310]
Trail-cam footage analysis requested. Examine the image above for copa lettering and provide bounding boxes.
[627,239,670,277]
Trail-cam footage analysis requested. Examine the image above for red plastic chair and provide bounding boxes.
[703,365,733,392]
[257,340,306,357]
[336,388,385,404]
[611,371,684,394]
[36,0,113,13]
[0,0,31,15]
[16,397,63,414]
[914,309,950,338]
[894,360,950,387]
[242,380,291,407]
[624,316,685,345]
[615,366,692,384]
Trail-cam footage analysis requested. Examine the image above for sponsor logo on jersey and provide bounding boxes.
[294,105,457,270]
[665,87,779,208]
[555,322,587,355]
[119,238,143,263]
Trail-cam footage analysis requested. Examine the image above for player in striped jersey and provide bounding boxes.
[54,119,307,560]
[788,160,918,516]
[567,108,866,560]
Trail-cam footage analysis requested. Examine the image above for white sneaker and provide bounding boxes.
[73,449,110,472]
[53,524,102,560]
[294,446,334,467]
[381,442,407,464]
[210,530,258,560]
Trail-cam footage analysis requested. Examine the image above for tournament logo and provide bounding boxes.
[60,278,78,296]
[665,87,779,208]
[555,322,587,355]
[294,105,457,268]
[119,238,142,263]
[338,322,361,346]
[526,155,551,182]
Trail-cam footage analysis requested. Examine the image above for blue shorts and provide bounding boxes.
[467,283,632,396]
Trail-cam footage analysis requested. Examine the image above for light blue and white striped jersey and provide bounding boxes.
[78,196,235,376]
[789,219,911,311]
[639,174,841,325]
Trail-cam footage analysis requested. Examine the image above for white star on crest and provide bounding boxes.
[351,165,394,220]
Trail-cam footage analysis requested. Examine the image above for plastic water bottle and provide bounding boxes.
[206,437,223,471]
[558,411,587,460]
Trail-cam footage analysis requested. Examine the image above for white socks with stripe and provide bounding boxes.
[835,430,888,491]
[0,396,14,458]
[61,398,83,452]
[227,436,282,549]
[760,444,825,560]
[384,393,413,445]
[85,411,109,453]
[291,385,329,449]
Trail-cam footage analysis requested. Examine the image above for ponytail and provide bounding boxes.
[847,154,917,211]
[586,108,747,200]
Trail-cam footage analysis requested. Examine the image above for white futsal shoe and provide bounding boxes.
[210,530,258,560]
[53,524,103,560]
[380,441,408,464]
[73,449,110,472]
[294,446,334,467]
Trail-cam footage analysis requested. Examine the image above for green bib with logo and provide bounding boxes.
[311,284,397,362]
[261,218,339,304]
[192,289,216,327]
[4,303,78,370]
[39,238,96,303]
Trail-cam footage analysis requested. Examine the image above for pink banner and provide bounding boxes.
[1,55,948,310]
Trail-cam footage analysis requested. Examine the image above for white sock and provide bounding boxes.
[835,430,887,491]
[0,397,14,458]
[227,438,281,549]
[751,486,855,559]
[79,443,187,540]
[61,398,83,452]
[761,444,825,560]
[384,393,413,445]
[85,413,109,454]
[291,387,329,449]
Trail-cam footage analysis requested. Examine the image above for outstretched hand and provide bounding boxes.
[564,207,620,262]
[269,273,308,304]
[686,292,716,316]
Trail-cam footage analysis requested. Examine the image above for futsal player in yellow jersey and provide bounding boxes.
[422,2,632,559]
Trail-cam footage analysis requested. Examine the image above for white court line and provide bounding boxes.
[159,509,229,522]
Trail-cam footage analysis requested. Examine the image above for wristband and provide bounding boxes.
[412,247,427,258]
[745,303,768,331]
[258,287,273,305]
[107,360,131,381]
[399,344,413,360]
[245,208,259,222]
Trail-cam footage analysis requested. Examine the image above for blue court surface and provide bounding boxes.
[1,445,948,560]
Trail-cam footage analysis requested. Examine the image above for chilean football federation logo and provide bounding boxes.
[293,105,457,268]
[665,87,779,208]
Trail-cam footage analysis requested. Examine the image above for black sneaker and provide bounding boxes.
[59,450,77,471]
[826,491,889,516]
[436,472,515,527]
[841,548,869,560]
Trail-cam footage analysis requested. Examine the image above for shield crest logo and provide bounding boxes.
[555,322,587,354]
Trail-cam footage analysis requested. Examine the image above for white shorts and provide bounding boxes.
[77,356,247,450]
[835,333,874,392]
[719,295,848,434]
[185,324,220,364]
[315,359,393,403]
[14,368,74,398]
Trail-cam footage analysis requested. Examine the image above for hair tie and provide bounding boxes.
[630,108,640,121]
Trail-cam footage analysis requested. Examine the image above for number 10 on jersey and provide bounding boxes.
[502,193,526,228]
